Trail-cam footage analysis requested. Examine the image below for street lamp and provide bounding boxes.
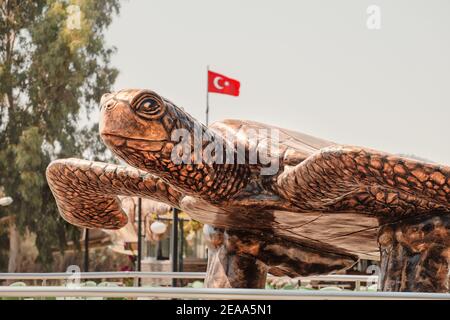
[0,197,13,206]
[150,221,167,235]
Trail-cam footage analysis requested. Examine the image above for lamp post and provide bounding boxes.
[137,197,142,286]
[84,229,89,272]
[171,208,180,287]
[150,220,167,261]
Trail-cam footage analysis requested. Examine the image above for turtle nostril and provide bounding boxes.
[100,93,116,110]
[105,100,116,110]
[100,93,111,106]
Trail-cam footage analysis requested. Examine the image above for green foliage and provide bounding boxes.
[0,0,120,269]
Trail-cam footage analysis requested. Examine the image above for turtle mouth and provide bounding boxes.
[101,133,167,152]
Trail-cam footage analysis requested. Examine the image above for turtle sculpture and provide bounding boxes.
[46,89,450,292]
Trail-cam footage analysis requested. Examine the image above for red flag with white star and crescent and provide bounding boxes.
[207,70,240,96]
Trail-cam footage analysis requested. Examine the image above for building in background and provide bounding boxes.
[105,197,207,285]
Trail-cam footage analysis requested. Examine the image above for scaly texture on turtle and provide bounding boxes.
[46,89,450,292]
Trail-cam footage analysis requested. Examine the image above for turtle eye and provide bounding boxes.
[133,93,166,119]
[138,98,158,114]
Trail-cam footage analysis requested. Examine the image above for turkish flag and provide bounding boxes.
[208,70,240,96]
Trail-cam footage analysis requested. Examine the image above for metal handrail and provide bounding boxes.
[0,271,207,280]
[0,272,377,282]
[0,286,448,300]
[0,272,448,299]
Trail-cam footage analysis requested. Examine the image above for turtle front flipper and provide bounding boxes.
[46,158,182,229]
[276,145,450,215]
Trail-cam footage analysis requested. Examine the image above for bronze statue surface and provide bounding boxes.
[46,89,450,292]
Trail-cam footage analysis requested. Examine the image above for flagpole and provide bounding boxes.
[206,65,209,126]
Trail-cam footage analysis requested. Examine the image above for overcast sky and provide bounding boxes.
[102,0,450,165]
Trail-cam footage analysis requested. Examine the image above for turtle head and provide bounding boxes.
[99,89,193,170]
[99,89,225,188]
[100,89,171,145]
[99,89,250,201]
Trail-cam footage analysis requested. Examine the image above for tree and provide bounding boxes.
[0,0,120,270]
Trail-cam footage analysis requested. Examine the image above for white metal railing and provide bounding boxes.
[0,286,449,300]
[0,272,376,289]
[0,271,375,282]
[0,272,448,299]
[0,271,206,281]
[0,271,206,287]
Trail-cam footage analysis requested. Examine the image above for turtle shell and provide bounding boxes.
[209,119,335,167]
[190,120,380,260]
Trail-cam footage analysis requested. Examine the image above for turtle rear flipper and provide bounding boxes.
[276,145,450,292]
[46,158,182,229]
[276,145,450,215]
